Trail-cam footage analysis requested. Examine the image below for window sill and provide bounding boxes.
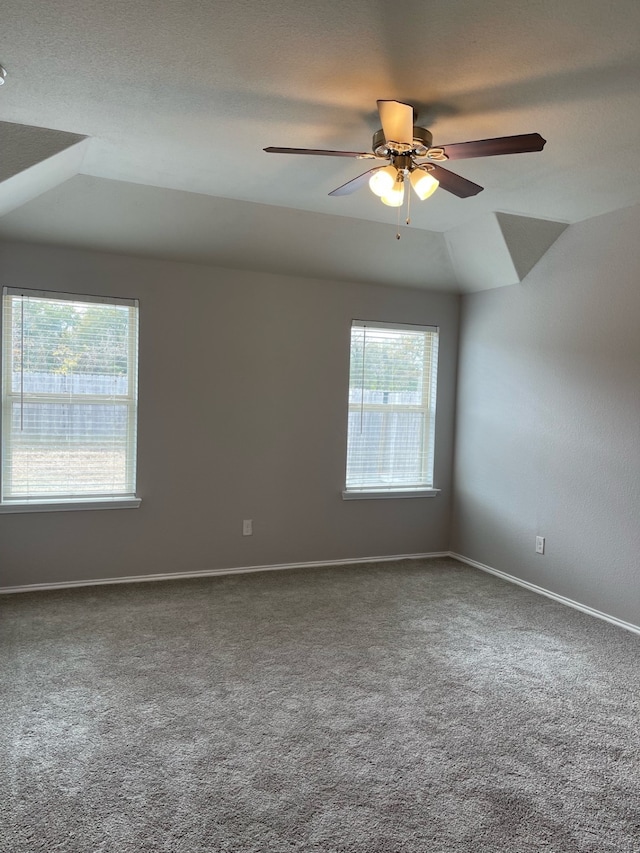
[342,488,440,500]
[0,497,142,515]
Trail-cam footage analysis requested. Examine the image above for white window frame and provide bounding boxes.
[0,287,141,513]
[343,319,440,500]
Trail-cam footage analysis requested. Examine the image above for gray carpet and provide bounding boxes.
[2,557,639,852]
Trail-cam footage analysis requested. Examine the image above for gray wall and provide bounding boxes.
[0,241,459,587]
[452,204,640,626]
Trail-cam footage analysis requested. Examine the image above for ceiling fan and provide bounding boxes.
[265,100,546,207]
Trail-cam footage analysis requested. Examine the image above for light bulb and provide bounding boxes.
[369,165,397,197]
[381,179,405,207]
[410,169,439,200]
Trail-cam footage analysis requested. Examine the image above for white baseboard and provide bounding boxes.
[450,551,640,637]
[0,551,451,595]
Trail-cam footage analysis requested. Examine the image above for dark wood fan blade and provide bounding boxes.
[328,167,384,196]
[429,164,483,198]
[264,146,374,158]
[441,133,546,161]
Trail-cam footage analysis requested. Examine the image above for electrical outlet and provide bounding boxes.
[535,536,545,555]
[242,519,252,536]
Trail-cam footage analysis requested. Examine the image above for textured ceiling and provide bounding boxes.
[1,0,639,288]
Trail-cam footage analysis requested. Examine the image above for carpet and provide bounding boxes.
[2,557,639,852]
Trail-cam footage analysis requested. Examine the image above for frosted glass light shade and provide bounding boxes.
[410,169,439,200]
[369,165,397,197]
[381,177,405,207]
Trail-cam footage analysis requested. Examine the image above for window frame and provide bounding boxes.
[0,287,141,514]
[343,319,440,500]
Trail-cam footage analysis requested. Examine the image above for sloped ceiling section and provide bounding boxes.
[0,119,567,292]
[0,121,88,216]
[0,174,460,291]
[495,212,569,282]
[0,163,568,293]
[445,212,568,292]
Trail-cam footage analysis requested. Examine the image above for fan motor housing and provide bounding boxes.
[373,126,433,158]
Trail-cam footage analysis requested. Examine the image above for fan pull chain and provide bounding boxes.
[405,178,412,226]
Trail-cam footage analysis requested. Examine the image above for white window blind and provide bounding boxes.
[1,287,139,506]
[345,320,439,493]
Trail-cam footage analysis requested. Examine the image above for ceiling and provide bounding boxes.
[1,0,640,291]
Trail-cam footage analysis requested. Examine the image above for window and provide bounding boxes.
[344,320,439,498]
[1,287,139,512]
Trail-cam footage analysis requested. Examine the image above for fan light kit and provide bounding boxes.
[265,100,546,233]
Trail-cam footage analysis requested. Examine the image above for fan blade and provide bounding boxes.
[429,164,483,198]
[328,167,384,197]
[264,146,374,158]
[441,133,546,161]
[377,100,414,145]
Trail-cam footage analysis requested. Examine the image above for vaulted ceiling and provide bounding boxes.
[1,0,639,291]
